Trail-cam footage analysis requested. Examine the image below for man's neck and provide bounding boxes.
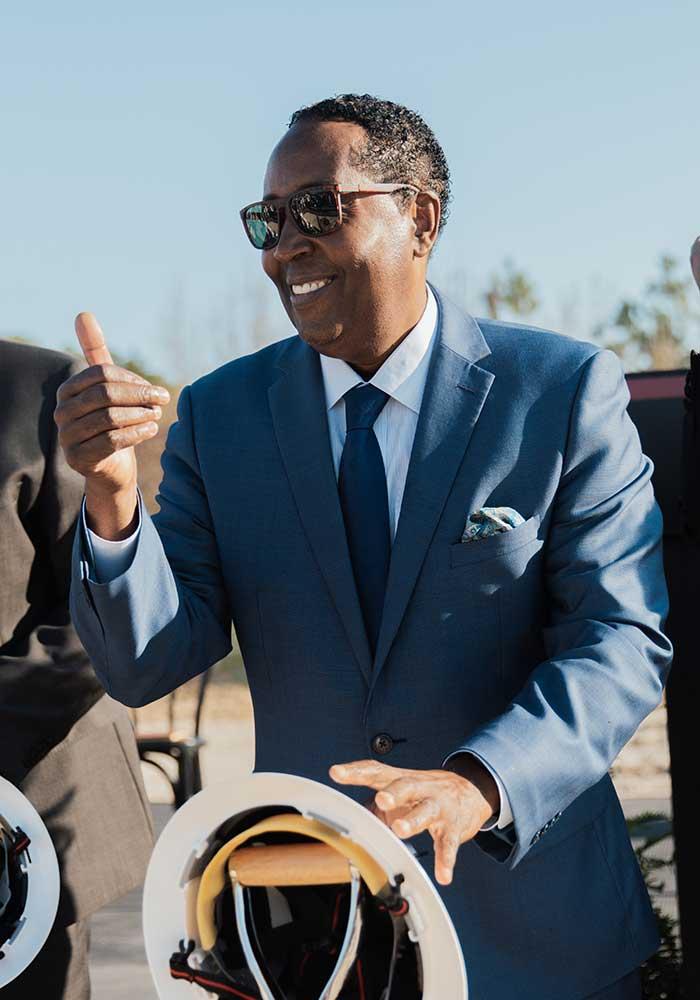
[350,285,429,379]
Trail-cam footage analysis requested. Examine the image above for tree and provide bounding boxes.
[597,256,700,371]
[483,259,539,321]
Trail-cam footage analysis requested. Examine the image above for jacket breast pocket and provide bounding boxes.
[448,514,543,597]
[450,514,542,568]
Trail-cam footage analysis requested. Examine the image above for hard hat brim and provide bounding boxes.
[0,777,60,988]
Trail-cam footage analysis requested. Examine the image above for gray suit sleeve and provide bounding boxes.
[2,356,104,785]
[70,384,232,706]
[456,350,673,868]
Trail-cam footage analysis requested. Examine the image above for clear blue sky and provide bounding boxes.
[2,1,698,379]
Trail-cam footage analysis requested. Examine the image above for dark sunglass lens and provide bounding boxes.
[244,203,280,249]
[289,189,340,237]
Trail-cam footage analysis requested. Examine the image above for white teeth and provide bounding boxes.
[291,278,332,295]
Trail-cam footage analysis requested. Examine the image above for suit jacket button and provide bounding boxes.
[372,733,394,756]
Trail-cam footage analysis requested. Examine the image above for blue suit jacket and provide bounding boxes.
[71,288,672,999]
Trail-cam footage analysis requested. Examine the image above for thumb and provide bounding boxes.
[75,312,113,366]
[691,237,700,293]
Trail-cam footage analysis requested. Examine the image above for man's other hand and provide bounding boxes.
[53,313,170,539]
[329,758,499,885]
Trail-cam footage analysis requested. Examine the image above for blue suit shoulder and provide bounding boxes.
[474,317,604,386]
[432,287,613,394]
[186,334,298,412]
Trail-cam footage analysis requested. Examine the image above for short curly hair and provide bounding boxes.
[288,94,451,234]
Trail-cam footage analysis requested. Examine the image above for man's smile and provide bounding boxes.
[288,274,337,306]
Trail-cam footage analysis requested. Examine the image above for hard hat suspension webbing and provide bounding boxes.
[169,888,412,999]
[170,813,415,999]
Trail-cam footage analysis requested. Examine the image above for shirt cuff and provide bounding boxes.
[443,750,514,831]
[81,497,141,584]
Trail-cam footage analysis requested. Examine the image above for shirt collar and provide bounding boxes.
[319,284,439,415]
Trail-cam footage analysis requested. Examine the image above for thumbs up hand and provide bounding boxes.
[54,313,171,539]
[692,238,700,295]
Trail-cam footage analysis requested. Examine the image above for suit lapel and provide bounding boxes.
[268,340,373,684]
[370,291,495,687]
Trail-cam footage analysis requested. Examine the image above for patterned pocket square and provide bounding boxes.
[461,506,525,543]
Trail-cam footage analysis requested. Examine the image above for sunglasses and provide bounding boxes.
[240,182,420,250]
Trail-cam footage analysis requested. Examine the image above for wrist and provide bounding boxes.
[85,480,139,540]
[445,755,500,824]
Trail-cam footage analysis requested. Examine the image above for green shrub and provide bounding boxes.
[628,813,683,999]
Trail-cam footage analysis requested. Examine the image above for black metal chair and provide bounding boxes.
[133,668,212,809]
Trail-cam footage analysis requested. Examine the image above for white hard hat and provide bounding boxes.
[0,776,60,988]
[143,772,467,999]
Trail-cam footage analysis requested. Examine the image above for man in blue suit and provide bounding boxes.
[55,95,671,999]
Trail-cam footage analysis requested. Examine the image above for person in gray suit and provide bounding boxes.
[0,339,154,999]
[55,95,671,999]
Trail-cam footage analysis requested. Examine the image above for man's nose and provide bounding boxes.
[272,213,313,264]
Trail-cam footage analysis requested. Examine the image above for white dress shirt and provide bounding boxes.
[86,284,513,830]
[320,286,438,541]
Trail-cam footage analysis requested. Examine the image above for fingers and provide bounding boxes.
[54,349,170,484]
[56,379,168,422]
[329,760,402,791]
[434,829,459,886]
[691,237,700,292]
[375,777,423,813]
[63,422,159,468]
[56,364,163,404]
[332,763,468,885]
[58,404,163,449]
[75,312,113,366]
[390,798,440,838]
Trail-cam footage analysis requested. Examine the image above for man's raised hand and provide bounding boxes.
[54,313,170,539]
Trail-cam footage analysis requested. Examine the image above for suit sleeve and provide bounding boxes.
[70,384,232,707]
[455,349,673,868]
[1,358,104,786]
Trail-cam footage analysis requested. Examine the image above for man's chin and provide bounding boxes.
[297,322,345,356]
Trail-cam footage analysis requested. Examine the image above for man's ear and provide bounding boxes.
[412,191,441,259]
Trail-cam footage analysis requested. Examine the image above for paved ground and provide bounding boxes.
[89,805,168,1000]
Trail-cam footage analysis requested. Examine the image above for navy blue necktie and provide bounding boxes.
[338,384,391,655]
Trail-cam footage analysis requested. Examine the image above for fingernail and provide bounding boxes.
[154,388,170,402]
[146,422,158,434]
[332,766,347,778]
[151,406,162,418]
[376,792,394,809]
